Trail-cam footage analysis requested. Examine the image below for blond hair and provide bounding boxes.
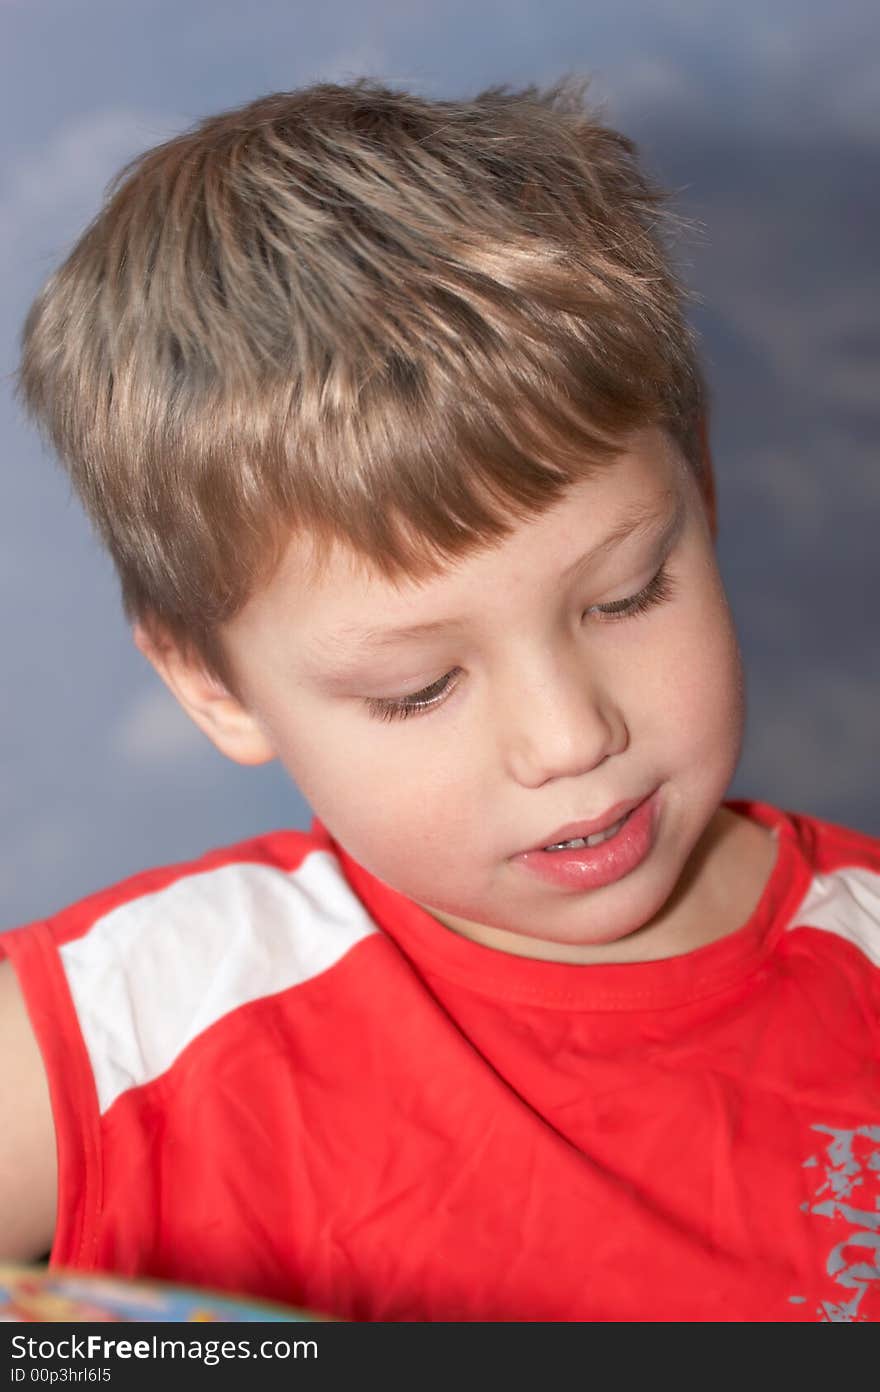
[18,75,711,692]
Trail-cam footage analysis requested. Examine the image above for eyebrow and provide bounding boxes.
[313,489,684,662]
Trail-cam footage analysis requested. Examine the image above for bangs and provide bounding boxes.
[117,265,701,653]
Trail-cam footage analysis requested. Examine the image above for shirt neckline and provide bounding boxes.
[312,800,813,1011]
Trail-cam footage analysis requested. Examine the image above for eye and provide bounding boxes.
[364,668,461,722]
[589,564,677,622]
[362,566,677,723]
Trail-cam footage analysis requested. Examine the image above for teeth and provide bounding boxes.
[545,814,627,852]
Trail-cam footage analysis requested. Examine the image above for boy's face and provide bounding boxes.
[150,427,752,963]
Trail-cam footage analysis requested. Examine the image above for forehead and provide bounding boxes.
[228,427,689,655]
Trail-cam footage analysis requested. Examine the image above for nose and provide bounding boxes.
[498,649,628,788]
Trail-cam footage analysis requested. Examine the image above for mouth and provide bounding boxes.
[524,794,648,856]
[511,789,660,892]
[543,811,633,852]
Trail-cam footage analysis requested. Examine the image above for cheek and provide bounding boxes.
[648,580,745,750]
[690,598,745,753]
[274,709,463,868]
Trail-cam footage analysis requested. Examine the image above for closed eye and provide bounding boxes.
[364,669,461,723]
[589,563,677,620]
[364,564,677,723]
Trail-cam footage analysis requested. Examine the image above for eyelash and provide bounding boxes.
[364,564,677,723]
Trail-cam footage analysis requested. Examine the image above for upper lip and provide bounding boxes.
[519,793,649,854]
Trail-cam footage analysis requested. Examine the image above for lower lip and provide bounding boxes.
[512,790,661,891]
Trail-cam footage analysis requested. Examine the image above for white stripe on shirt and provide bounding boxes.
[59,849,377,1114]
[787,865,880,966]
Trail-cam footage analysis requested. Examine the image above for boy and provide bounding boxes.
[2,77,878,1323]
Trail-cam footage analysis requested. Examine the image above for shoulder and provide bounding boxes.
[11,825,380,972]
[733,798,880,967]
[49,824,378,959]
[21,825,363,949]
[4,826,381,1115]
[786,807,880,967]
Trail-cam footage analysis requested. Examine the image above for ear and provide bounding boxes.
[132,622,277,767]
[697,412,718,543]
